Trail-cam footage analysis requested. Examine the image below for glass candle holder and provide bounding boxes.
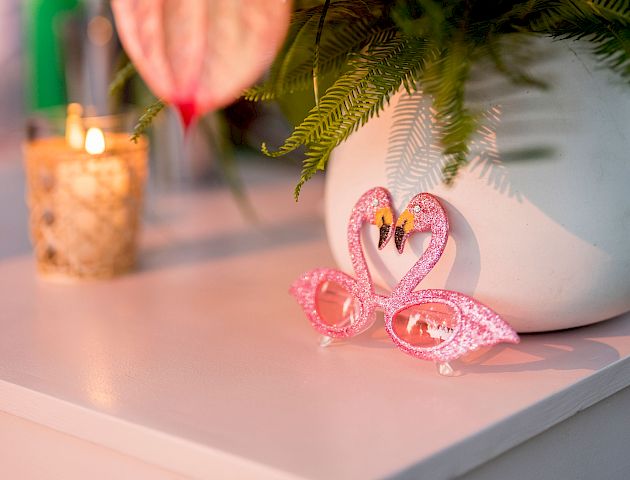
[24,107,148,280]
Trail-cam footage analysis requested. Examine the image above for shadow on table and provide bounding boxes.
[138,216,326,272]
[459,314,628,374]
[329,312,629,374]
[457,314,630,374]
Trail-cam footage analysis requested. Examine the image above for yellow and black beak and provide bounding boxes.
[375,207,394,249]
[394,209,415,253]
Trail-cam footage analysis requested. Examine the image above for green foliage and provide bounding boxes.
[265,33,430,199]
[249,0,630,198]
[108,60,136,97]
[526,0,630,81]
[131,99,165,143]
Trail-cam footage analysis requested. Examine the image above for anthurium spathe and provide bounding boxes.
[112,0,291,127]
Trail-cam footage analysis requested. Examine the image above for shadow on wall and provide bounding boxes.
[383,40,630,257]
[385,91,533,212]
[363,199,482,293]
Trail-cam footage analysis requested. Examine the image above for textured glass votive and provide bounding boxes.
[24,117,148,280]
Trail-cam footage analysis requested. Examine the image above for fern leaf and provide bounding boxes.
[526,0,630,82]
[250,0,630,197]
[589,0,630,23]
[131,99,165,143]
[263,29,401,159]
[283,36,432,199]
[312,0,332,107]
[109,61,136,96]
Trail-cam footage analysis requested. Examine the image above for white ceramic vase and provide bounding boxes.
[324,39,630,333]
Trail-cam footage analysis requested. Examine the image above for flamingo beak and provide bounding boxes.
[394,225,407,253]
[395,209,415,253]
[378,224,391,249]
[375,207,394,250]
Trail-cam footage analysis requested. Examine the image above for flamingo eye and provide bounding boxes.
[372,198,379,207]
[413,205,422,214]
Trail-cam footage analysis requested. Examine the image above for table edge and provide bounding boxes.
[389,355,630,479]
[0,380,299,480]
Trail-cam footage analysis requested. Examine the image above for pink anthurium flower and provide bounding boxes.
[112,0,291,127]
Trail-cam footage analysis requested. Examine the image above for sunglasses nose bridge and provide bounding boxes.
[372,293,388,310]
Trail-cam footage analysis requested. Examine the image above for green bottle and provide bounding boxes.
[24,0,81,111]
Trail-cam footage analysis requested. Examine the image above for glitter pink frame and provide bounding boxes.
[290,187,519,363]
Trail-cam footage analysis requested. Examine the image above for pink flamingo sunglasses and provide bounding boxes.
[290,187,519,370]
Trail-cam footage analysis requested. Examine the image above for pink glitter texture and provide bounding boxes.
[290,187,519,364]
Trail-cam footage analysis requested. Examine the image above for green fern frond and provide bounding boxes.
[131,99,165,143]
[590,28,630,79]
[588,0,630,23]
[262,29,401,159]
[109,61,136,96]
[294,41,433,198]
[312,0,332,107]
[262,35,432,199]
[245,0,630,198]
[494,0,553,29]
[526,0,630,81]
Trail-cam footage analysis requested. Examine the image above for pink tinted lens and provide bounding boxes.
[392,302,457,347]
[315,280,360,328]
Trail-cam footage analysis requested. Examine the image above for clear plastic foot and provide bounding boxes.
[436,362,455,377]
[319,335,334,347]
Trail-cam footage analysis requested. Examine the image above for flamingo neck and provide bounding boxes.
[347,207,373,290]
[393,222,448,296]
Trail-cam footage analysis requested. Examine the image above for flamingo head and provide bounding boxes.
[394,193,448,253]
[359,187,394,250]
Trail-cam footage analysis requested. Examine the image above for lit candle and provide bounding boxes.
[24,106,148,279]
[65,103,85,149]
[85,127,105,154]
[63,126,130,200]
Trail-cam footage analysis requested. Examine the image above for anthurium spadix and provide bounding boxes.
[111,0,291,127]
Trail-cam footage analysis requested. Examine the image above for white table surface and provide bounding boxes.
[0,146,629,479]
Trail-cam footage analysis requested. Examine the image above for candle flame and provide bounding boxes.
[85,127,106,154]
